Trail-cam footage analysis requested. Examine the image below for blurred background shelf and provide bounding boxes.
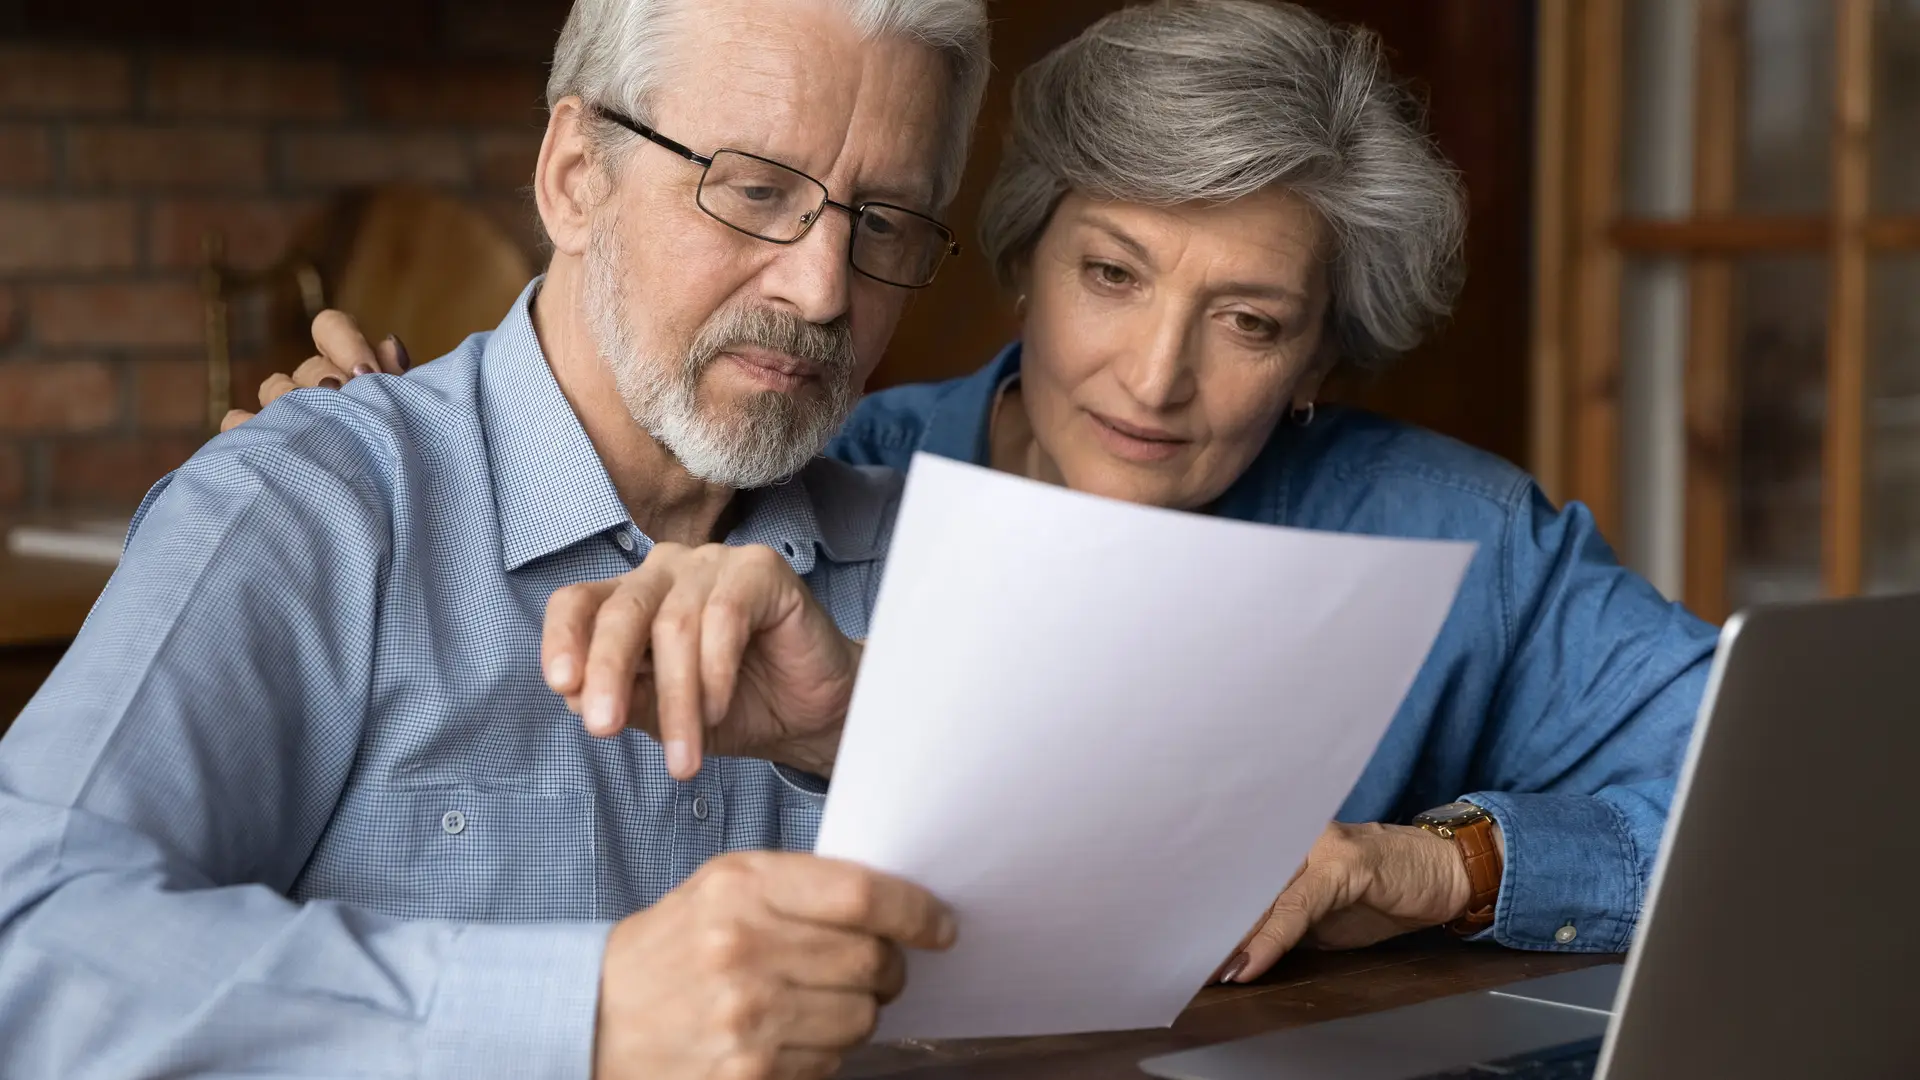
[0,535,116,732]
[0,515,122,644]
[0,542,113,648]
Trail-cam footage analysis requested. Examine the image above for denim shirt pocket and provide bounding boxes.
[294,782,598,922]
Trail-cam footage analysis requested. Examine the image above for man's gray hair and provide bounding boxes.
[979,0,1466,368]
[549,0,991,209]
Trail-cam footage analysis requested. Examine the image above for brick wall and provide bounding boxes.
[1,0,1538,521]
[0,1,568,516]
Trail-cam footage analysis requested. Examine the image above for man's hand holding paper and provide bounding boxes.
[594,851,953,1080]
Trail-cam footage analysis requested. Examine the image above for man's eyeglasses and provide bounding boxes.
[598,107,959,289]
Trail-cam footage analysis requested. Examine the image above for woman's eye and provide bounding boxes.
[1231,312,1279,338]
[1089,262,1133,287]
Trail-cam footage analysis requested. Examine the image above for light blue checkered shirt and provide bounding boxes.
[0,281,903,1078]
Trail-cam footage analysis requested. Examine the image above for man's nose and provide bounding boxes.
[760,209,854,326]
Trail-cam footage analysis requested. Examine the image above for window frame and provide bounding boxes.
[1533,0,1919,620]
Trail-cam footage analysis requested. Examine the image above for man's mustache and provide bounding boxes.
[687,306,856,383]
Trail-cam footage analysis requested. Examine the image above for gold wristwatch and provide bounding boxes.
[1412,801,1501,936]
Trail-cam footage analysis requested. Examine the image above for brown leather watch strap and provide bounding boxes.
[1444,815,1501,936]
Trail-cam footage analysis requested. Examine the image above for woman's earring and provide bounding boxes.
[1291,401,1316,427]
[1014,293,1029,318]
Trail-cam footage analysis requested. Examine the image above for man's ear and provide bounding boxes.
[536,97,602,258]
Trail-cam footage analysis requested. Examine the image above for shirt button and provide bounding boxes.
[1554,923,1578,944]
[441,810,467,835]
[615,530,635,552]
[691,795,711,822]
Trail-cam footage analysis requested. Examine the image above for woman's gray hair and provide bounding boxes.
[979,0,1466,368]
[548,0,990,208]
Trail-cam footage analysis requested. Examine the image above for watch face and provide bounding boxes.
[1418,802,1485,827]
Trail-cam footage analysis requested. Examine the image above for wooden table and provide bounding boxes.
[841,935,1615,1078]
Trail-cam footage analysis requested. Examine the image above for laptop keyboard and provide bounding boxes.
[1409,1035,1603,1079]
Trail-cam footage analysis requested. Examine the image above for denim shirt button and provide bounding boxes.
[441,809,467,835]
[1554,922,1577,944]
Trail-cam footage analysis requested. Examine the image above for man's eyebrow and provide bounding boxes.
[713,137,934,210]
[851,179,937,210]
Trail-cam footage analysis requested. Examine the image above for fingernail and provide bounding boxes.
[584,695,616,736]
[548,654,577,689]
[936,911,958,948]
[318,376,342,390]
[388,334,412,370]
[352,363,376,377]
[1220,952,1250,985]
[664,739,693,776]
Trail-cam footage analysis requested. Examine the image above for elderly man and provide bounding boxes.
[0,1,989,1077]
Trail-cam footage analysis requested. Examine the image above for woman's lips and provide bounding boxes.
[1086,410,1189,463]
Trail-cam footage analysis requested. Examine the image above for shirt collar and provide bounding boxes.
[1212,407,1307,524]
[723,458,900,575]
[916,340,1023,465]
[481,279,632,572]
[481,279,884,575]
[726,478,825,576]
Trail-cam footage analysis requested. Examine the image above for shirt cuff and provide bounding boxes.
[423,920,612,1080]
[1460,792,1642,953]
[771,762,830,797]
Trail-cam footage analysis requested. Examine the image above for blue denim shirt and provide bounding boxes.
[829,343,1719,954]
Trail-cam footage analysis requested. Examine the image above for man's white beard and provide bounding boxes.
[584,218,858,489]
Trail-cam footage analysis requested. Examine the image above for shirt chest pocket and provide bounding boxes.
[296,783,598,923]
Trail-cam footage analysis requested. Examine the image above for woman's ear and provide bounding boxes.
[1293,334,1340,406]
[1008,260,1035,318]
[535,97,601,258]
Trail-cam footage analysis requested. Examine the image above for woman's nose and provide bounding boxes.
[1115,324,1198,409]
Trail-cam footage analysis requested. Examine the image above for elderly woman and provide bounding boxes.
[243,0,1714,984]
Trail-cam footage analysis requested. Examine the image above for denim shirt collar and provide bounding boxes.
[1212,413,1302,525]
[916,340,1024,464]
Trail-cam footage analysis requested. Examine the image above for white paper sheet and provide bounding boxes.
[814,454,1475,1041]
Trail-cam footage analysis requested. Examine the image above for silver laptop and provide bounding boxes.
[1142,591,1920,1080]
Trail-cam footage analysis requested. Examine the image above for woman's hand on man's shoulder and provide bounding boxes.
[219,310,410,432]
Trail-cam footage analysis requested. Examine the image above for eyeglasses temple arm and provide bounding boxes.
[597,107,713,168]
